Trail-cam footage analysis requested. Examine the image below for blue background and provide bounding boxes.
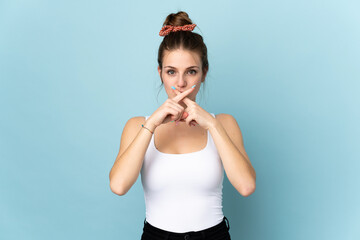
[1,0,359,239]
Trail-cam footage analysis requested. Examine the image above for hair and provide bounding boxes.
[156,11,209,104]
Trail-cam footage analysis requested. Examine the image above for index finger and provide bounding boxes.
[172,87,195,103]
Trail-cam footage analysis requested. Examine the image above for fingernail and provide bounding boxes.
[192,85,196,88]
[171,86,176,90]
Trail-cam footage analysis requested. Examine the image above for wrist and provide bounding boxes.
[144,119,156,132]
[208,118,221,131]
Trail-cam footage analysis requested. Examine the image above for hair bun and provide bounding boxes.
[163,11,193,27]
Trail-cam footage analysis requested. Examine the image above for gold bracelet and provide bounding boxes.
[141,124,153,134]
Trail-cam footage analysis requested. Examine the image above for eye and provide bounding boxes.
[167,70,175,75]
[188,69,197,75]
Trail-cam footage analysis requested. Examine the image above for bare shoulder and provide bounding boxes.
[215,113,238,128]
[215,113,233,121]
[215,113,239,135]
[214,113,241,138]
[116,116,146,158]
[214,113,250,161]
[123,116,146,134]
[127,116,146,126]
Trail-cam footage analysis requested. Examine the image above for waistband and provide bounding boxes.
[143,216,230,239]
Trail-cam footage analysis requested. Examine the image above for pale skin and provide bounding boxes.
[109,49,256,197]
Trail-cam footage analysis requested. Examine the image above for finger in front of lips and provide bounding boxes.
[171,86,178,93]
[172,87,183,97]
[172,87,194,103]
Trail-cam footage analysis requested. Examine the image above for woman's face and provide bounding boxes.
[158,49,206,102]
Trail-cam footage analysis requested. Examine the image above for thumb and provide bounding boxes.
[179,111,189,121]
[171,111,188,121]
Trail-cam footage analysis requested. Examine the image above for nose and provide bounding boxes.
[176,75,187,88]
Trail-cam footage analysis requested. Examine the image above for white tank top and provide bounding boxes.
[141,113,225,233]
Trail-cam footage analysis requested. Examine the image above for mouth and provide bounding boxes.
[176,88,192,93]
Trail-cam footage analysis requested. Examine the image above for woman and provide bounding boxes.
[109,11,256,240]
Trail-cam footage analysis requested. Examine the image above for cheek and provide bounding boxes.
[195,74,203,81]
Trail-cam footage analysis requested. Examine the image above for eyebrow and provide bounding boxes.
[164,66,200,69]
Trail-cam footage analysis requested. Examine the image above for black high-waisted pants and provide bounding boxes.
[141,216,231,240]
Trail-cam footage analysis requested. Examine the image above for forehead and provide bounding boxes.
[162,49,201,67]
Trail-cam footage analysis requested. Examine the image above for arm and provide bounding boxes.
[109,116,155,196]
[209,114,256,197]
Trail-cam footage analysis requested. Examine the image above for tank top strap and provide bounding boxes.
[208,113,216,147]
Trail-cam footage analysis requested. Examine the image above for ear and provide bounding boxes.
[158,66,163,83]
[201,68,208,82]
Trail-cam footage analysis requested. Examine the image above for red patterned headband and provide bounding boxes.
[159,24,197,37]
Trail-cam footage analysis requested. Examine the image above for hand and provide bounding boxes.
[146,87,195,130]
[172,87,216,130]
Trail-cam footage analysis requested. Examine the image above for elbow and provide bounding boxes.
[242,169,256,197]
[241,183,256,197]
[109,181,128,196]
[242,187,255,197]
